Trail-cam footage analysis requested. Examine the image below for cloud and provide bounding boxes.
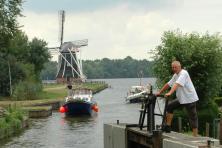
[18,0,222,61]
[19,4,176,60]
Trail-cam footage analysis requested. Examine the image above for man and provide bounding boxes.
[156,61,199,137]
[67,80,73,97]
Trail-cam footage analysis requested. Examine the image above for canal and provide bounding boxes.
[1,78,157,148]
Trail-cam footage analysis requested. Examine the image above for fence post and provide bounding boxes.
[217,122,220,139]
[206,122,209,137]
[178,117,182,133]
[220,118,222,145]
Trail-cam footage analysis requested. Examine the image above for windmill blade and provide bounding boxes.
[67,47,83,76]
[70,39,88,48]
[58,10,65,47]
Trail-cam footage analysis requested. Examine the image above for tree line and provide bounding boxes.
[40,56,154,79]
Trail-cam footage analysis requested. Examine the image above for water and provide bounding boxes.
[1,78,162,148]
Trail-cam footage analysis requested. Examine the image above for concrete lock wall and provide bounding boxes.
[104,123,127,148]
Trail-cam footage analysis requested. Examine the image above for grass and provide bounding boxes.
[43,83,65,89]
[0,106,27,139]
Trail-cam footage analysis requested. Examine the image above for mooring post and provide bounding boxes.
[152,130,162,148]
[220,118,222,145]
[206,122,209,137]
[178,117,182,133]
[117,120,119,125]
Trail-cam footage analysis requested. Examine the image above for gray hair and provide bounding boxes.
[172,61,181,67]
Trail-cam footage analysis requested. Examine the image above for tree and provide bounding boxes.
[27,38,51,78]
[0,0,23,53]
[153,30,222,106]
[8,31,29,61]
[0,1,51,97]
[0,0,23,96]
[0,55,25,96]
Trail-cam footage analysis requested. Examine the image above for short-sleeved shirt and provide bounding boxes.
[167,69,199,104]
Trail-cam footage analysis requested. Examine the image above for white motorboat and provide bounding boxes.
[126,85,151,103]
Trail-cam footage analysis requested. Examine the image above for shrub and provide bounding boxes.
[214,97,222,106]
[13,81,42,100]
[0,106,27,139]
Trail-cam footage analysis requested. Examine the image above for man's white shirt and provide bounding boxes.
[168,69,199,104]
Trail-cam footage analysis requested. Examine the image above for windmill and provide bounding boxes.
[50,10,88,83]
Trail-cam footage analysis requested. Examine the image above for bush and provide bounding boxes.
[13,81,42,100]
[0,106,27,139]
[214,97,222,106]
[197,102,219,136]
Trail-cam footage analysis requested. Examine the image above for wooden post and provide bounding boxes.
[178,117,182,133]
[217,122,220,139]
[152,130,162,148]
[206,122,209,137]
[220,118,222,145]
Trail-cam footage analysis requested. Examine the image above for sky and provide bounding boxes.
[18,0,222,61]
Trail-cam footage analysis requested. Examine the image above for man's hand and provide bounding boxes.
[164,83,180,98]
[155,92,161,96]
[165,92,172,98]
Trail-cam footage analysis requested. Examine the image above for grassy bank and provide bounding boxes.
[0,106,28,140]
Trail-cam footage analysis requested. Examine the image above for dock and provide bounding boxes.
[104,123,222,148]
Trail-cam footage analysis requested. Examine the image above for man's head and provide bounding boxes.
[171,61,182,74]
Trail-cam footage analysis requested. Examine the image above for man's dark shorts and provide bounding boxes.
[166,99,198,129]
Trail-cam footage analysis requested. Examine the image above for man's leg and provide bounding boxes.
[185,102,198,137]
[164,99,181,132]
[166,113,174,126]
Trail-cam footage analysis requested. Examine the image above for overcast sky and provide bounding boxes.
[18,0,222,60]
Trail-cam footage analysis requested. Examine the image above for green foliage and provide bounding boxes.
[0,106,26,139]
[153,30,222,106]
[27,38,50,77]
[197,101,219,136]
[0,55,26,96]
[214,97,222,106]
[0,2,50,97]
[8,31,29,61]
[0,1,24,96]
[12,81,42,100]
[0,0,22,51]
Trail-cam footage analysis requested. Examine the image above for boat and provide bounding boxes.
[125,85,151,103]
[59,88,99,116]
